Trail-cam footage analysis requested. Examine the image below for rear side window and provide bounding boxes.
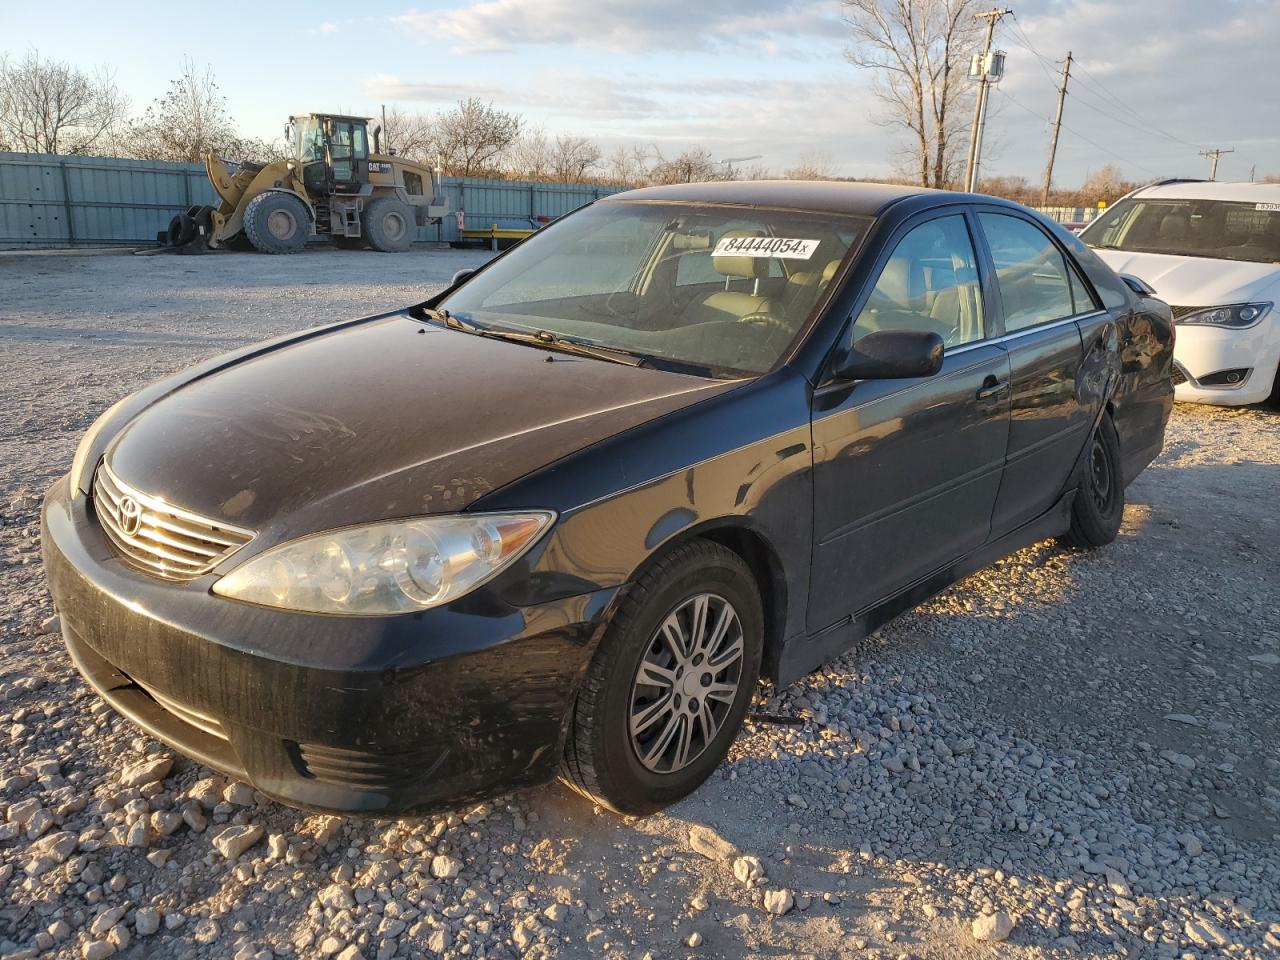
[978,214,1074,332]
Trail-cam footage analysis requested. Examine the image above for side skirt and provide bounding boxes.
[777,489,1076,687]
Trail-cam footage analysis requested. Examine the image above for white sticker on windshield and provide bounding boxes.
[712,236,820,259]
[1255,202,1280,211]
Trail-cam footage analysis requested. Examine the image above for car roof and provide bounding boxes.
[1131,180,1280,202]
[607,180,957,217]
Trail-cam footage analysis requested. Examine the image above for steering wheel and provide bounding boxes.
[740,311,791,334]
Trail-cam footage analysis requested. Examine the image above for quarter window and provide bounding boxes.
[978,214,1075,332]
[852,215,984,347]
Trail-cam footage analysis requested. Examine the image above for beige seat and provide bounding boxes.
[697,230,779,323]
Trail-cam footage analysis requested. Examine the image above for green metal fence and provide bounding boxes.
[0,152,622,249]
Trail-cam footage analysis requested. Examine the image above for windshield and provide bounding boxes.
[290,117,324,162]
[1082,197,1280,263]
[435,201,870,377]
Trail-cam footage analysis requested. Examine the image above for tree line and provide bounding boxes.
[3,47,1272,204]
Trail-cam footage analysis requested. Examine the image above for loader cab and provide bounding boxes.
[288,113,370,195]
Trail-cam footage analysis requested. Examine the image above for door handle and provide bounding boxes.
[976,377,1009,401]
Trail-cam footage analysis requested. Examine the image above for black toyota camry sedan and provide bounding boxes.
[43,181,1173,816]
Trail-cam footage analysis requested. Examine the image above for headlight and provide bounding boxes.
[69,394,134,493]
[1175,302,1272,328]
[212,512,555,615]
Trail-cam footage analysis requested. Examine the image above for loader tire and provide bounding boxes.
[165,213,196,247]
[243,192,309,255]
[363,197,414,253]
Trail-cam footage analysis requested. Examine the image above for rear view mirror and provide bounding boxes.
[834,330,945,381]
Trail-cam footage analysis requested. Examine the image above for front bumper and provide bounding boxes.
[1172,321,1280,406]
[41,476,616,815]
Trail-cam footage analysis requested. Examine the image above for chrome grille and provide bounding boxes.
[1170,305,1205,319]
[93,464,254,581]
[1171,362,1190,386]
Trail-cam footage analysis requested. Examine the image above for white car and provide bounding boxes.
[1081,180,1280,407]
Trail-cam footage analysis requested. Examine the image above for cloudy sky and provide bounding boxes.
[4,0,1278,184]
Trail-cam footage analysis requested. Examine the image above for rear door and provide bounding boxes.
[808,210,1011,630]
[974,210,1099,535]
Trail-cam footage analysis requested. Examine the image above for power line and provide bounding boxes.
[994,88,1163,179]
[1003,14,1208,153]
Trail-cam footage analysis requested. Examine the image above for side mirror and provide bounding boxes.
[833,330,945,381]
[451,268,476,286]
[1119,273,1156,297]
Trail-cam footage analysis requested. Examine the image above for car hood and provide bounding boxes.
[106,313,733,542]
[1091,249,1280,305]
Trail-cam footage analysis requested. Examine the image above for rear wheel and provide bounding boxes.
[560,539,763,816]
[243,192,309,254]
[1060,413,1124,548]
[363,196,414,252]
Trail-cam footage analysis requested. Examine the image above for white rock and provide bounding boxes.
[210,824,263,859]
[688,824,736,861]
[430,855,462,879]
[1247,653,1280,667]
[134,907,161,936]
[763,889,794,915]
[732,855,764,885]
[81,942,116,960]
[971,912,1015,942]
[118,757,173,788]
[318,883,356,911]
[687,931,704,947]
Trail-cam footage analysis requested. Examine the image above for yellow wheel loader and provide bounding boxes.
[159,113,448,254]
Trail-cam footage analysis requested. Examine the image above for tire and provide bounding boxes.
[363,196,414,252]
[560,539,763,816]
[332,235,366,250]
[1060,413,1124,549]
[243,192,309,254]
[165,212,196,247]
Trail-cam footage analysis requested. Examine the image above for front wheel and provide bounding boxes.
[1060,413,1124,548]
[243,192,309,254]
[1266,361,1280,410]
[560,539,763,816]
[363,196,415,252]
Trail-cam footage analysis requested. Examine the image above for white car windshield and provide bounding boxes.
[436,201,870,377]
[1083,197,1280,264]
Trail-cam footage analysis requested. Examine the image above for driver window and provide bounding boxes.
[852,215,984,347]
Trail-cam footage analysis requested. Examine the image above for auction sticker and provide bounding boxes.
[713,236,820,259]
[1255,202,1280,211]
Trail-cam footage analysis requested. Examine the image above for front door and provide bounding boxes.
[809,212,1011,631]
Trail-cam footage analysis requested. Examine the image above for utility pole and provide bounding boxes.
[964,7,1012,193]
[1199,147,1234,180]
[1040,51,1072,207]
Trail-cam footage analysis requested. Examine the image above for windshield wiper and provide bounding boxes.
[417,307,643,367]
[480,327,645,367]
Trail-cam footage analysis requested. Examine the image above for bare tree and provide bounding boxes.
[0,50,127,154]
[784,150,837,180]
[504,128,554,180]
[605,144,653,186]
[648,148,731,185]
[122,59,241,162]
[435,98,521,177]
[551,135,601,183]
[1077,164,1132,206]
[843,0,980,187]
[380,105,436,163]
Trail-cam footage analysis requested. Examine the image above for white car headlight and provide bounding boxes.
[1176,302,1272,328]
[212,512,555,615]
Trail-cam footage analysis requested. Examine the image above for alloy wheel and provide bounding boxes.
[628,593,744,774]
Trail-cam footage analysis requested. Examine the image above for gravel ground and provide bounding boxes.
[1,249,1278,960]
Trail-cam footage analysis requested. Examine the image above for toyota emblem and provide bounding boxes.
[118,496,143,537]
